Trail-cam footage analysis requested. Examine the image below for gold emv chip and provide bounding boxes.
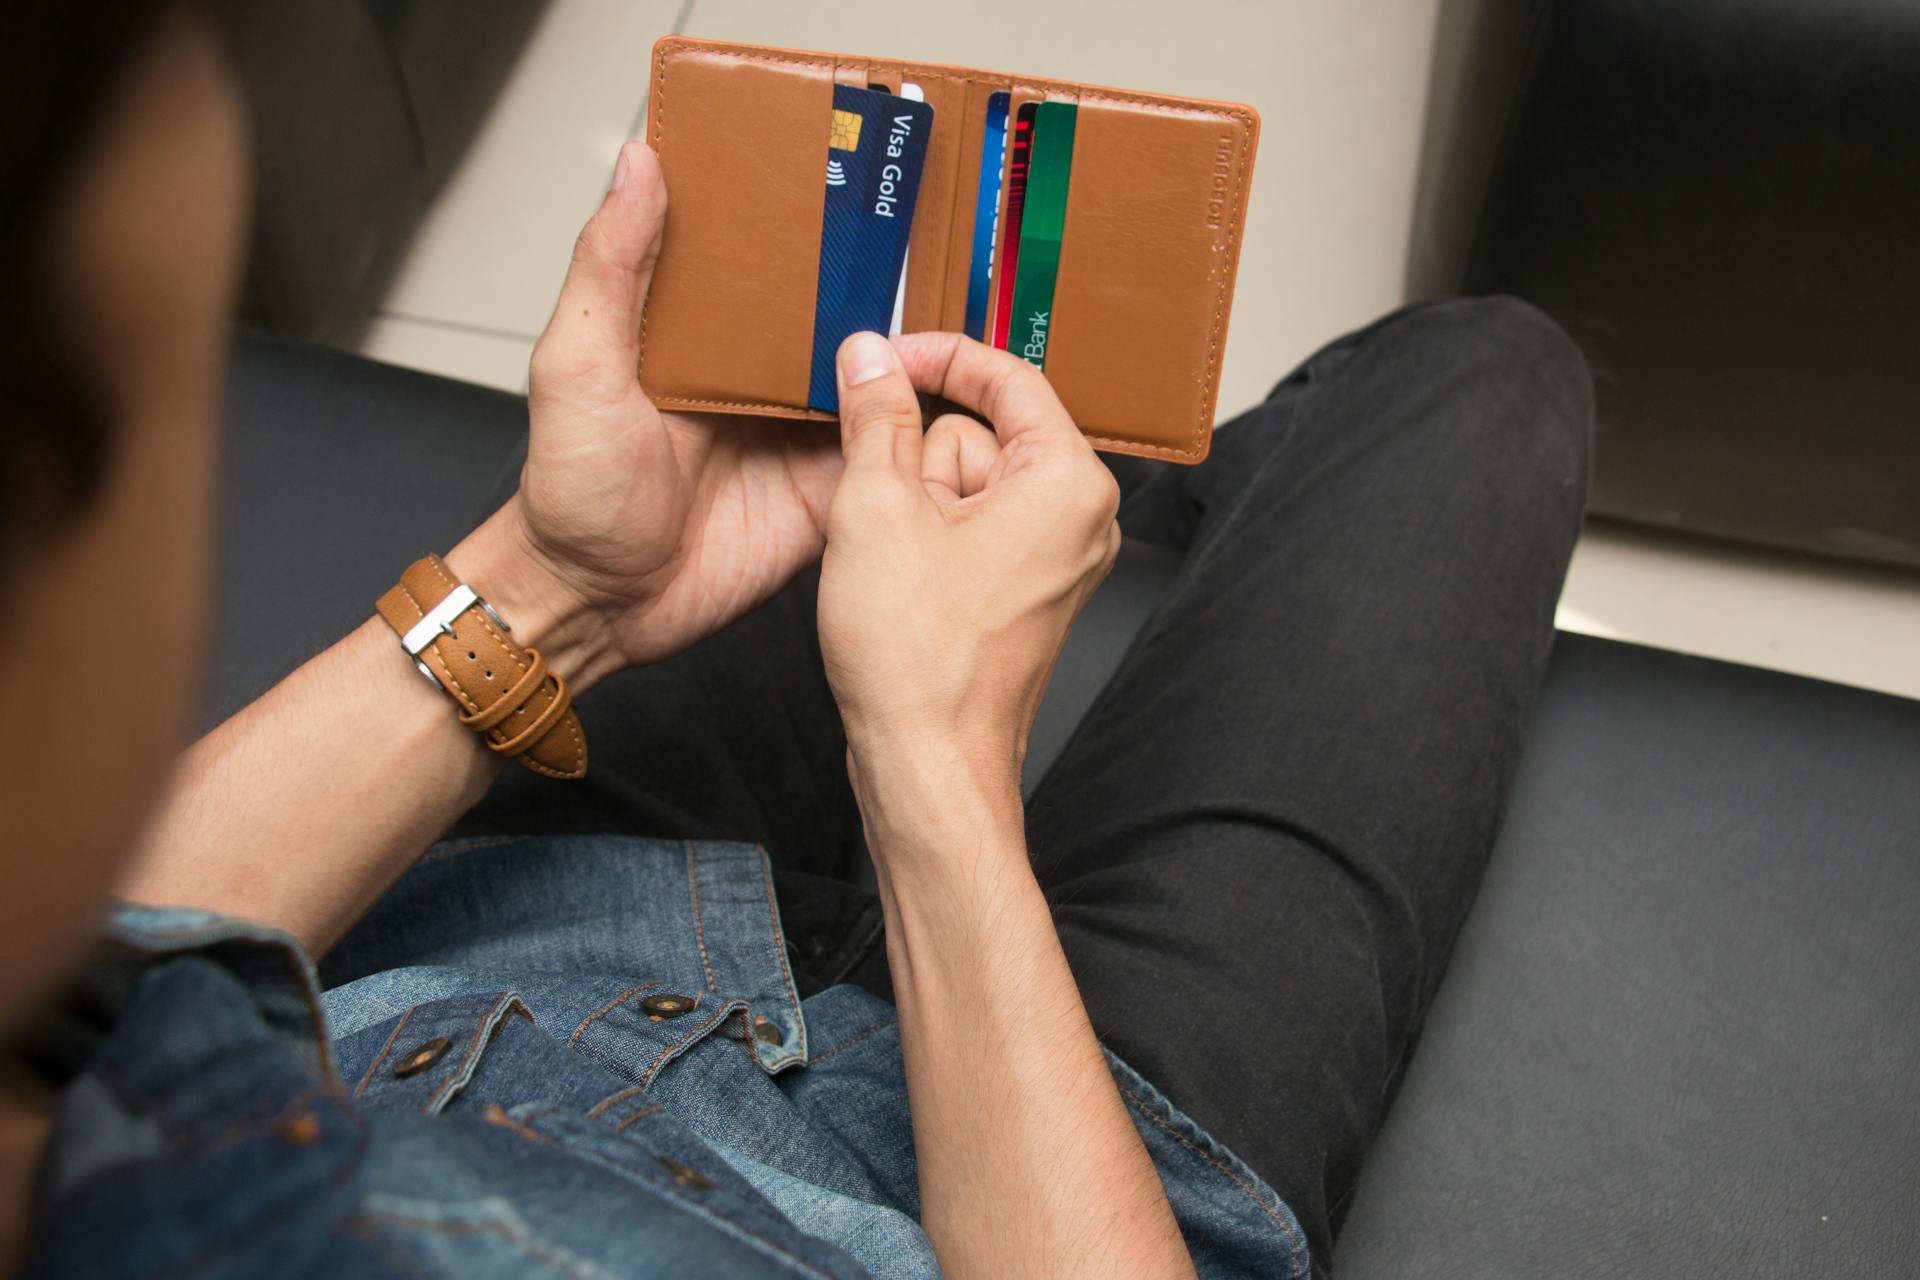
[829,108,862,152]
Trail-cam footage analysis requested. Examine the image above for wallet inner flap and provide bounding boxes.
[931,77,1006,335]
[897,72,971,337]
[641,46,830,410]
[1045,96,1257,460]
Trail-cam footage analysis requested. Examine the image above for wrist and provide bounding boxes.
[850,740,1027,892]
[866,791,1051,1016]
[444,500,623,694]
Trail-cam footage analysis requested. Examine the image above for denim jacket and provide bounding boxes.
[20,835,1310,1278]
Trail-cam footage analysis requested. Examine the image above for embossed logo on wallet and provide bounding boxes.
[1206,130,1234,230]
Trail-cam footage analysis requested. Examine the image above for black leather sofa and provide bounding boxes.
[208,331,1920,1278]
[1412,0,1920,571]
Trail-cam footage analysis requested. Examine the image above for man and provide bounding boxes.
[1,5,1591,1277]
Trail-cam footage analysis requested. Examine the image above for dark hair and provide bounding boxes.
[0,5,183,554]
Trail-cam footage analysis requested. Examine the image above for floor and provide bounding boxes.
[361,0,1920,701]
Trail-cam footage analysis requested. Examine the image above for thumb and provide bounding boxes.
[835,332,924,479]
[532,141,667,397]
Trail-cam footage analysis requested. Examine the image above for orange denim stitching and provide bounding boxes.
[754,843,806,1044]
[567,982,663,1050]
[613,1103,667,1133]
[586,1084,651,1120]
[1118,1083,1307,1275]
[806,1018,897,1068]
[684,840,721,994]
[353,1006,416,1099]
[347,1210,601,1280]
[638,1007,736,1089]
[423,994,528,1114]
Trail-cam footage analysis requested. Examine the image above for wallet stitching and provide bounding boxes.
[900,78,953,334]
[644,40,1254,461]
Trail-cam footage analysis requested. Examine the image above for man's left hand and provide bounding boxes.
[451,141,843,690]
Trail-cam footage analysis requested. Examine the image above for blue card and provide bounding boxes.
[964,91,1010,342]
[807,83,935,412]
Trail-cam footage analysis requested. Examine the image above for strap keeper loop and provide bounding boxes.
[458,648,550,734]
[488,670,574,759]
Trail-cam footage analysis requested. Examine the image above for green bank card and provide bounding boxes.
[1008,102,1077,369]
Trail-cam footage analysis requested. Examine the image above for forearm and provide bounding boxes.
[858,754,1197,1280]
[119,503,613,954]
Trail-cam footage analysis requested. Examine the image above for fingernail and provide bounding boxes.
[839,332,893,386]
[611,144,631,191]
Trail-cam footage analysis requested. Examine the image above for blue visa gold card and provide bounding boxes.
[807,83,935,412]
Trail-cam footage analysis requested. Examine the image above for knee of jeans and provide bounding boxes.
[1379,295,1594,518]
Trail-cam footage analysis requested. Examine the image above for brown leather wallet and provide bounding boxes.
[639,37,1260,464]
[375,555,588,779]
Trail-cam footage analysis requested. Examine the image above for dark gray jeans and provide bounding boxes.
[464,296,1595,1268]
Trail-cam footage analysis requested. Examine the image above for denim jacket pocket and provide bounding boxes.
[335,984,777,1120]
[338,992,534,1115]
[563,986,764,1086]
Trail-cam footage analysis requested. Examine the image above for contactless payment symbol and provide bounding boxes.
[827,107,862,186]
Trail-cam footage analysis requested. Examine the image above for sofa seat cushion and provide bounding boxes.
[1337,635,1920,1278]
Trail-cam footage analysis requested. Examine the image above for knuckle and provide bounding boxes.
[527,334,572,389]
[922,415,959,448]
[528,331,598,395]
[924,413,972,446]
[982,359,1030,418]
[571,219,609,268]
[845,395,917,439]
[1064,459,1120,522]
[1092,464,1122,520]
[1105,521,1123,565]
[1083,520,1121,581]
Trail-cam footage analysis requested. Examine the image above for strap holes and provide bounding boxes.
[484,670,493,679]
[468,651,477,660]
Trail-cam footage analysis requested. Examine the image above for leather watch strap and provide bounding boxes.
[375,554,587,779]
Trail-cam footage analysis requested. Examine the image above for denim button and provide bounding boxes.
[393,1036,451,1078]
[655,1155,715,1190]
[641,993,697,1020]
[278,1112,322,1146]
[751,1014,783,1045]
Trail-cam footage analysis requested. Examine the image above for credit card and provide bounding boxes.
[888,82,925,336]
[807,83,935,411]
[1007,101,1076,369]
[963,91,1010,341]
[990,102,1036,351]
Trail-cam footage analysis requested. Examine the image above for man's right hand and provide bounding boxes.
[816,330,1120,855]
[816,332,1198,1280]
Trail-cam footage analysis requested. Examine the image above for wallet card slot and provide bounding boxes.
[934,77,1013,336]
[979,84,1051,345]
[898,72,971,335]
[641,44,833,410]
[1044,94,1258,460]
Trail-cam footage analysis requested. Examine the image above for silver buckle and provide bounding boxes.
[400,584,511,691]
